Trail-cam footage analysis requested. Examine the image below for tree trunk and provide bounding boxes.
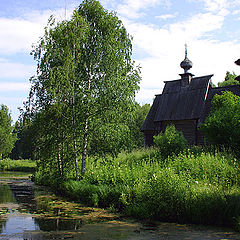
[71,90,79,180]
[71,109,79,180]
[81,114,89,176]
[73,137,79,180]
[57,150,62,177]
[61,131,65,178]
[71,45,79,180]
[81,74,91,177]
[57,125,65,178]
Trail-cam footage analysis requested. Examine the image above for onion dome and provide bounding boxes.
[180,44,193,73]
[235,59,240,66]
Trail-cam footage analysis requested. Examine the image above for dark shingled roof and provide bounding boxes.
[141,96,160,132]
[141,75,213,131]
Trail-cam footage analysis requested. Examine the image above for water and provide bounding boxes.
[1,172,240,240]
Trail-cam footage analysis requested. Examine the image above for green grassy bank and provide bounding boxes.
[34,148,240,229]
[0,158,36,172]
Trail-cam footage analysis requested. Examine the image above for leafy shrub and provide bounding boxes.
[153,125,187,159]
[170,151,239,187]
[62,180,123,208]
[200,91,240,154]
[125,168,190,221]
[35,147,240,228]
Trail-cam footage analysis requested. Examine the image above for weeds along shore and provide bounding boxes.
[34,147,240,230]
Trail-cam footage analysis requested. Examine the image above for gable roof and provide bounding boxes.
[141,75,213,131]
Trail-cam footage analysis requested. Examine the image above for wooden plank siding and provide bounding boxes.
[144,131,155,147]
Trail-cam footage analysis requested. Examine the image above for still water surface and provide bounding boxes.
[1,171,240,240]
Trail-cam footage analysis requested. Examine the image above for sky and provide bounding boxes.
[1,0,240,122]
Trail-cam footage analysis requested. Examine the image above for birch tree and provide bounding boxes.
[29,0,140,178]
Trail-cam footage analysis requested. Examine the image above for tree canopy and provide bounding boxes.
[27,0,141,178]
[199,91,240,152]
[0,105,15,158]
[217,71,239,87]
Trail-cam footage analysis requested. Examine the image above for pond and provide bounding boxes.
[1,171,240,240]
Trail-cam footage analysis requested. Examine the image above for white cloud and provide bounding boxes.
[169,12,227,40]
[0,6,77,55]
[0,60,35,79]
[201,0,228,12]
[188,0,229,12]
[0,82,30,92]
[156,13,177,20]
[121,7,240,104]
[233,9,240,15]
[0,17,44,54]
[117,0,170,19]
[232,0,240,7]
[136,89,157,104]
[124,11,226,60]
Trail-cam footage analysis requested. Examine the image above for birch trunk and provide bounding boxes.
[81,75,91,176]
[81,114,89,176]
[57,150,62,177]
[61,131,65,178]
[71,45,79,180]
[57,129,65,177]
[71,93,79,180]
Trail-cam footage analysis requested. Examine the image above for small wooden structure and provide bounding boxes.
[141,47,240,147]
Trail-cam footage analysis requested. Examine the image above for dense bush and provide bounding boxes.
[35,147,240,229]
[153,125,187,159]
[90,123,131,157]
[200,91,240,154]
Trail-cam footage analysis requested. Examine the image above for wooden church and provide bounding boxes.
[141,47,240,147]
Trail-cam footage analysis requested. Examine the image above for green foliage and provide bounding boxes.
[62,180,123,208]
[28,0,140,178]
[0,159,36,172]
[170,150,239,187]
[199,91,240,153]
[218,71,239,87]
[90,123,130,157]
[10,116,35,160]
[35,147,240,227]
[153,125,187,159]
[127,103,151,148]
[0,104,16,158]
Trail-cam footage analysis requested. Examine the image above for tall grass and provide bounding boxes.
[0,158,36,172]
[36,147,240,228]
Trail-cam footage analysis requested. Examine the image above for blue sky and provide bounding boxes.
[1,0,240,122]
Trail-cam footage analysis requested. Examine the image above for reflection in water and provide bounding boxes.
[0,185,16,204]
[0,215,84,235]
[0,219,6,235]
[35,218,83,231]
[1,216,39,234]
[10,182,34,206]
